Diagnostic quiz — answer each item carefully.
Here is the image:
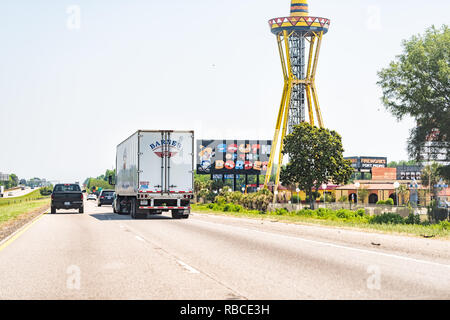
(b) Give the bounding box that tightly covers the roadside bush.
[39,186,53,196]
[291,195,300,203]
[214,196,226,206]
[296,209,315,217]
[356,209,366,217]
[377,199,394,205]
[370,213,405,225]
[439,220,450,230]
[274,208,288,216]
[338,195,348,203]
[335,209,352,220]
[405,213,421,225]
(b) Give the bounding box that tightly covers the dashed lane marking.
[135,235,145,242]
[177,260,200,274]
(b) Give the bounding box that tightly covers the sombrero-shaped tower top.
[290,0,309,16]
[269,0,330,35]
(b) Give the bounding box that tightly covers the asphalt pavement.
[1,187,39,198]
[0,200,449,300]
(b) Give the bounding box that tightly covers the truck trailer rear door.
[139,131,165,194]
[166,131,194,194]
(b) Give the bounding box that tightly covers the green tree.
[377,25,449,179]
[421,162,444,201]
[9,174,18,188]
[280,123,353,209]
[388,160,420,168]
[105,169,116,180]
[397,184,409,205]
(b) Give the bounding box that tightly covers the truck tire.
[172,210,186,219]
[79,207,84,214]
[130,199,136,219]
[51,207,56,214]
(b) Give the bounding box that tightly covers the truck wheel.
[79,207,84,214]
[172,210,184,219]
[130,199,136,219]
[51,207,56,214]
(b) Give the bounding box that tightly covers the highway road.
[1,187,39,198]
[0,200,449,300]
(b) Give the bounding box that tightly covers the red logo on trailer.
[150,139,182,158]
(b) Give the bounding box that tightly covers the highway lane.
[0,200,449,300]
[1,187,39,198]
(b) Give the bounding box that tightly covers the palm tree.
[421,162,444,201]
[397,184,408,206]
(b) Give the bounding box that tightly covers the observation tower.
[264,0,331,194]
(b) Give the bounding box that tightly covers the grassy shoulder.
[0,198,50,224]
[0,189,45,206]
[192,204,450,239]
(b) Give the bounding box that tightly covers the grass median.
[0,191,51,241]
[191,204,450,239]
[0,198,50,224]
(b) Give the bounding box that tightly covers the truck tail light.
[101,196,105,199]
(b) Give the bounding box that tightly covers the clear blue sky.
[1,0,449,183]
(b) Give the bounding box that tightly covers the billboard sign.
[360,157,387,169]
[197,140,272,175]
[345,157,387,170]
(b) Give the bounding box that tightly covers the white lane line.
[192,219,450,269]
[177,260,200,274]
[135,235,145,242]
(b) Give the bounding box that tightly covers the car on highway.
[97,190,115,207]
[51,184,84,214]
[87,193,97,201]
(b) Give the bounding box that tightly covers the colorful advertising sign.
[197,140,272,175]
[345,157,387,170]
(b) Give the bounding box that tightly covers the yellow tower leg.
[311,32,324,128]
[264,84,288,187]
[272,85,292,202]
[264,33,290,188]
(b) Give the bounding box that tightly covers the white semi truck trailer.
[112,130,194,219]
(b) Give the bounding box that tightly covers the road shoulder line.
[0,208,48,252]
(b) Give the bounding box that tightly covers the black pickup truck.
[51,184,84,214]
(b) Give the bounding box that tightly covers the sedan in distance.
[97,190,114,206]
[87,193,97,201]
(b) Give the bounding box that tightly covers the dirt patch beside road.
[0,205,49,242]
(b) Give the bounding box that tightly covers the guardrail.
[0,197,49,207]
